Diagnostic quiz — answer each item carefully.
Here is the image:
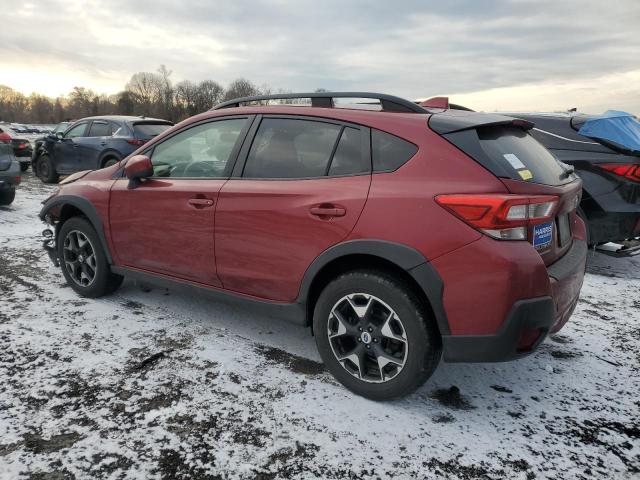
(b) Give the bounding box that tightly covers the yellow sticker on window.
[518,169,533,180]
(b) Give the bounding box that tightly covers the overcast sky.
[1,0,639,113]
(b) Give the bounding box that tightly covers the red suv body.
[40,93,587,399]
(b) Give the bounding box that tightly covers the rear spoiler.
[418,97,475,112]
[429,111,534,134]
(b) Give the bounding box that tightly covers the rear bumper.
[547,239,587,332]
[442,297,555,362]
[0,162,21,189]
[442,239,587,362]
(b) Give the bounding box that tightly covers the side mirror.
[124,155,153,189]
[56,131,64,139]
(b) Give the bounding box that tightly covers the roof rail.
[211,92,429,113]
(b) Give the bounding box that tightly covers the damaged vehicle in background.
[32,121,72,167]
[0,142,21,205]
[34,116,173,183]
[502,110,640,253]
[39,92,587,400]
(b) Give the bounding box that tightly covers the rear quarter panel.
[349,122,506,260]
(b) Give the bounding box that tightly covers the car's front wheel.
[36,153,59,184]
[313,269,442,400]
[57,217,123,298]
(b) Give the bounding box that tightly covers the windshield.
[477,126,572,185]
[54,123,70,133]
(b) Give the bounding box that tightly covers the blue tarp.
[578,110,640,152]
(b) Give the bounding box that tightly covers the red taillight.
[596,163,640,183]
[18,143,26,150]
[127,139,146,146]
[15,176,21,185]
[0,132,11,143]
[435,194,559,240]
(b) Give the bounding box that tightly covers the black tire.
[0,190,15,205]
[36,153,59,184]
[57,216,123,298]
[20,163,29,172]
[101,157,120,169]
[313,269,442,400]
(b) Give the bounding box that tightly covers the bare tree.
[175,80,199,117]
[195,80,224,111]
[223,78,259,101]
[125,72,162,115]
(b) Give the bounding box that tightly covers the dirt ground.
[1,171,638,479]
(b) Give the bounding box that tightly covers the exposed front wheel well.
[305,254,439,335]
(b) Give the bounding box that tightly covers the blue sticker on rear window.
[533,221,553,249]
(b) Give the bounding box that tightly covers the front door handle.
[188,198,214,208]
[310,205,346,218]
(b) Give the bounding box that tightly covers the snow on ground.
[0,171,638,479]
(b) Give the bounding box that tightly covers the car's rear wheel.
[0,190,15,205]
[313,269,442,400]
[20,163,29,172]
[36,153,59,184]
[57,217,123,298]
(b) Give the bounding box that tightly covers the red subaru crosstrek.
[40,92,587,400]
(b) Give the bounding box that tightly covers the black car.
[0,125,33,171]
[500,112,640,247]
[34,116,173,183]
[32,121,71,166]
[0,143,20,205]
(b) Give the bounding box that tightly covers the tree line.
[0,65,307,124]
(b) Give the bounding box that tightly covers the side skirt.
[110,266,307,326]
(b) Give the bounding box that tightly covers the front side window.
[64,123,88,139]
[243,118,342,178]
[150,118,248,178]
[88,121,112,137]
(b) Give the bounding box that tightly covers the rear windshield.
[477,126,569,185]
[133,122,172,139]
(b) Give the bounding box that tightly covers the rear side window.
[372,129,418,172]
[88,121,111,137]
[133,122,172,139]
[243,118,342,178]
[477,126,569,185]
[328,127,368,176]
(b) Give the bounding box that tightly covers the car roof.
[75,115,172,123]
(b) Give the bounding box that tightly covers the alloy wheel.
[62,230,98,287]
[327,293,408,383]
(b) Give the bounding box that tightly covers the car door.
[76,120,112,169]
[215,116,372,302]
[109,116,252,286]
[53,122,88,173]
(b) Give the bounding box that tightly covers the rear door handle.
[310,205,346,217]
[188,198,214,208]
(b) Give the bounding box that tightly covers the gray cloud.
[1,0,639,110]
